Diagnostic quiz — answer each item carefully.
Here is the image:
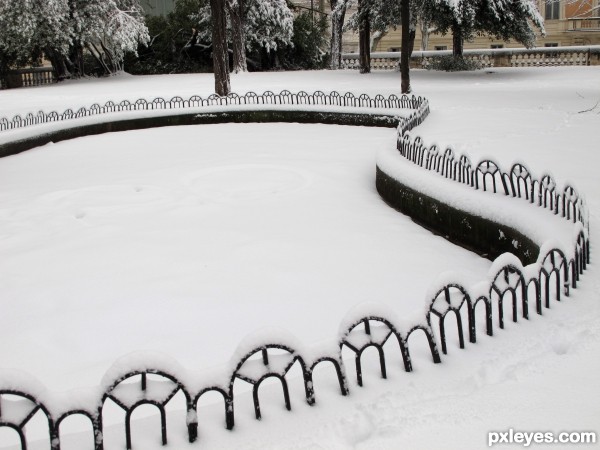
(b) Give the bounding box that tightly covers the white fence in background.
[342,45,600,70]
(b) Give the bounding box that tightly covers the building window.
[544,43,559,47]
[434,46,448,51]
[545,0,560,20]
[388,47,401,52]
[490,44,504,49]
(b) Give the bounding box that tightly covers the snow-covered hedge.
[0,92,590,450]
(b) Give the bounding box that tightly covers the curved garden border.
[0,91,590,450]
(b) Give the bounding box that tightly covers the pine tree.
[420,0,544,57]
[476,0,545,49]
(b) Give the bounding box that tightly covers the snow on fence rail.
[0,92,590,450]
[342,45,600,70]
[0,90,420,134]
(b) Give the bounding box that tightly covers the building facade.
[343,0,600,53]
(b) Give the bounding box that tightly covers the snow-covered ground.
[0,122,489,390]
[0,67,599,449]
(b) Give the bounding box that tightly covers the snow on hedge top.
[377,142,577,251]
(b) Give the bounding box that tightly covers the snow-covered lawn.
[0,67,599,449]
[0,122,489,391]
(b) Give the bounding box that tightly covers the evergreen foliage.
[419,0,545,56]
[424,54,482,71]
[125,0,213,74]
[193,0,294,72]
[0,0,149,78]
[278,11,329,70]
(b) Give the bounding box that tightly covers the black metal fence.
[395,111,587,226]
[0,92,590,450]
[0,90,421,133]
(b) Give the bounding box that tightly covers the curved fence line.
[395,107,588,228]
[0,90,423,134]
[0,92,590,450]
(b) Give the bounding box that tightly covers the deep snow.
[0,67,599,449]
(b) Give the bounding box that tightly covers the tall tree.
[358,0,371,73]
[419,0,544,57]
[329,0,349,69]
[476,0,545,49]
[210,0,231,95]
[347,0,404,72]
[400,0,411,93]
[226,0,247,72]
[198,0,294,72]
[243,0,294,68]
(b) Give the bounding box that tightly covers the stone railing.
[342,45,600,69]
[0,67,57,90]
[568,17,600,31]
[0,91,590,450]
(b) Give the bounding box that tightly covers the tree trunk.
[100,41,120,73]
[452,22,463,57]
[408,23,416,56]
[329,0,347,69]
[400,0,411,93]
[370,30,384,52]
[210,0,231,95]
[45,48,70,81]
[358,0,371,74]
[227,0,247,73]
[72,43,84,77]
[420,20,429,51]
[86,42,111,76]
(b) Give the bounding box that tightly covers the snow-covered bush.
[424,55,482,72]
[0,0,149,78]
[0,0,71,72]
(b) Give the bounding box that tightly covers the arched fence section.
[395,135,588,226]
[0,91,422,134]
[0,91,590,450]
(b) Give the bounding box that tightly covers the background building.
[361,0,600,53]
